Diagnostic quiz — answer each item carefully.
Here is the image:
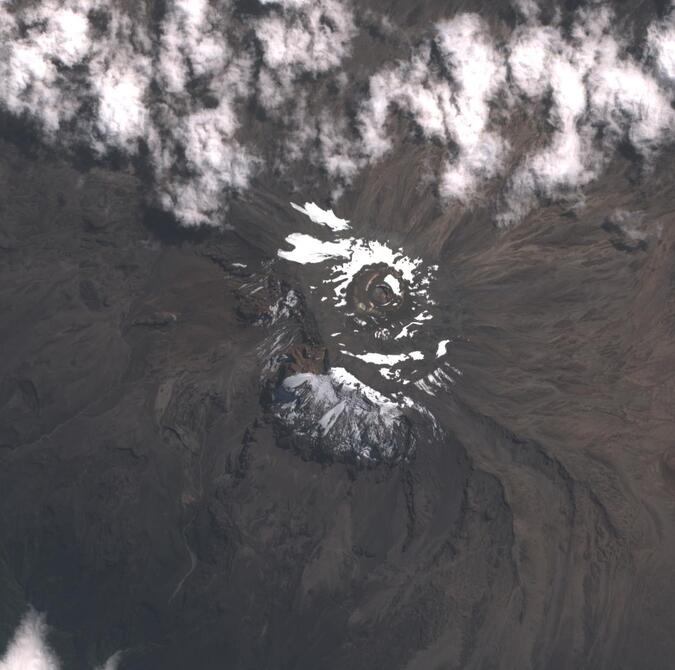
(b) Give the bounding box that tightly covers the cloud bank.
[352,3,675,225]
[0,0,355,226]
[0,0,672,228]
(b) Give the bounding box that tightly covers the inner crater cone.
[348,264,406,316]
[372,284,393,306]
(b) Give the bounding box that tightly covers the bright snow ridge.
[290,202,351,231]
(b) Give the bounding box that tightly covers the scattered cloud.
[500,23,594,224]
[0,610,59,670]
[0,1,83,133]
[357,14,508,202]
[0,0,256,226]
[0,0,672,228]
[498,4,674,225]
[435,14,507,201]
[512,0,541,22]
[94,651,123,670]
[647,2,675,86]
[151,0,258,225]
[253,0,356,112]
[0,609,122,670]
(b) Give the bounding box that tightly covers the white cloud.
[500,48,594,225]
[258,0,312,7]
[0,0,256,227]
[253,0,356,113]
[93,63,151,150]
[0,3,84,133]
[0,1,154,149]
[94,651,122,670]
[436,339,450,357]
[158,0,231,94]
[358,14,507,202]
[0,0,673,229]
[359,48,448,161]
[150,0,257,225]
[156,101,256,226]
[31,5,91,68]
[508,25,559,98]
[588,59,673,152]
[647,4,675,85]
[512,0,541,22]
[255,0,356,75]
[0,610,122,670]
[351,4,675,225]
[316,112,364,184]
[0,610,59,670]
[498,5,675,225]
[435,14,507,200]
[84,7,158,154]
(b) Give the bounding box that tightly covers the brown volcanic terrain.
[1,125,675,669]
[1,0,675,668]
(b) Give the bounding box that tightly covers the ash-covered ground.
[1,0,675,669]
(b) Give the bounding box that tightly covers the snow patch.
[341,350,424,365]
[291,201,351,231]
